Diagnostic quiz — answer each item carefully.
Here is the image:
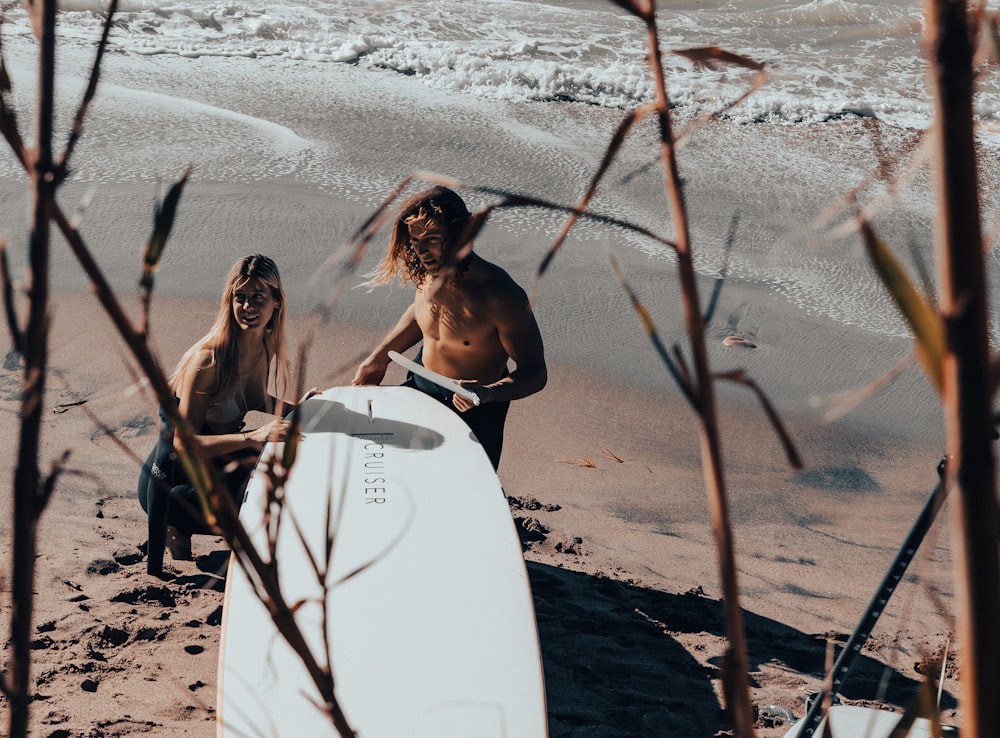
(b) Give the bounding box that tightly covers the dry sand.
[1,261,957,738]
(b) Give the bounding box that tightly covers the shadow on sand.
[528,561,954,738]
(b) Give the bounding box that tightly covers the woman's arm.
[266,387,322,417]
[174,349,276,458]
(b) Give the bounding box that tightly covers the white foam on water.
[2,0,972,127]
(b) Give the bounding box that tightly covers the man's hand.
[452,380,486,412]
[353,356,388,386]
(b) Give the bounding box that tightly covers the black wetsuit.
[137,407,257,537]
[404,350,510,471]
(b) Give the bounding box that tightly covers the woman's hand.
[298,387,321,405]
[245,418,292,447]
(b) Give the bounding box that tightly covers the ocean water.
[19,0,985,126]
[0,0,997,346]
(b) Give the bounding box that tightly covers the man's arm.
[352,304,424,385]
[454,289,546,410]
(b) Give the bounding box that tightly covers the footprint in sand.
[0,373,20,401]
[515,515,549,544]
[508,496,584,556]
[111,585,177,608]
[87,559,121,576]
[507,495,561,512]
[115,414,155,439]
[89,414,155,442]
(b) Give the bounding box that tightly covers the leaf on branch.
[281,418,300,471]
[140,165,192,289]
[813,352,914,424]
[673,46,765,72]
[858,220,944,394]
[605,0,651,20]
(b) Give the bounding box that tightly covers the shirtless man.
[353,186,547,470]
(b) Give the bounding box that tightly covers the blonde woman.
[138,254,313,574]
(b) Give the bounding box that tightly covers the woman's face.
[232,279,278,333]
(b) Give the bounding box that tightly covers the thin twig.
[54,0,119,184]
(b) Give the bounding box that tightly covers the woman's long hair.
[370,186,472,286]
[169,254,289,408]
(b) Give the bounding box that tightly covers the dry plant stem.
[5,2,56,736]
[641,4,756,735]
[926,1,1000,735]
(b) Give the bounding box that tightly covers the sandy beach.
[0,13,976,736]
[0,183,957,736]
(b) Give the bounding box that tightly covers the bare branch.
[811,129,933,245]
[671,342,694,393]
[620,58,768,182]
[672,69,768,150]
[715,369,803,469]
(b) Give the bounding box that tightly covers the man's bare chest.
[415,288,490,341]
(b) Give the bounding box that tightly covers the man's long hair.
[370,186,472,286]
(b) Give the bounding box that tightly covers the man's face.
[407,220,447,275]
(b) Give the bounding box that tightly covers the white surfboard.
[784,705,939,738]
[217,386,547,738]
